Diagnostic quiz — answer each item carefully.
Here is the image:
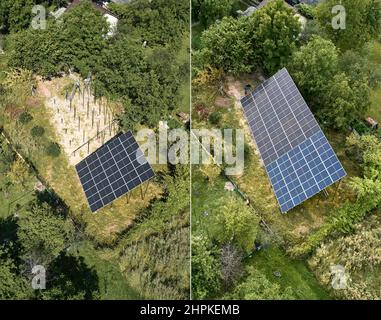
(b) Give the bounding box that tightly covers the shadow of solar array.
[240,68,346,213]
[75,131,155,212]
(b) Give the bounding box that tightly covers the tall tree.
[191,235,221,299]
[196,16,253,74]
[215,197,260,252]
[197,0,235,28]
[316,0,381,51]
[0,247,31,299]
[17,201,74,270]
[247,0,301,74]
[288,36,370,129]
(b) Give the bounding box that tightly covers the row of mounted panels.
[76,131,155,212]
[241,68,346,212]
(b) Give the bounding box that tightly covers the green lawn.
[246,246,332,300]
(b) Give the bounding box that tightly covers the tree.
[220,242,243,289]
[109,0,189,48]
[8,24,65,77]
[192,235,221,299]
[215,197,260,252]
[247,0,301,74]
[6,0,34,33]
[198,0,235,28]
[309,219,381,300]
[316,0,381,51]
[317,73,369,130]
[288,36,339,102]
[59,0,108,77]
[197,16,253,74]
[0,247,31,299]
[41,253,100,300]
[8,0,108,78]
[17,201,74,269]
[288,36,370,129]
[226,267,295,300]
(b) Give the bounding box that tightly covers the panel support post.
[143,181,150,199]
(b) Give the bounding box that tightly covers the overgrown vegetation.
[0,0,190,300]
[192,0,381,300]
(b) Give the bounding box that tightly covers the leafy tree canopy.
[226,266,296,300]
[191,235,221,299]
[17,201,74,267]
[316,0,381,51]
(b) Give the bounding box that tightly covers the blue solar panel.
[265,131,345,212]
[240,68,346,212]
[76,131,155,213]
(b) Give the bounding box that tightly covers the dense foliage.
[316,0,381,51]
[7,0,190,129]
[195,0,301,75]
[288,36,371,129]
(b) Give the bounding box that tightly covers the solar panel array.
[241,68,346,212]
[76,131,154,212]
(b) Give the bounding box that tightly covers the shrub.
[46,142,61,157]
[19,112,33,124]
[296,4,316,19]
[208,111,221,125]
[30,126,45,138]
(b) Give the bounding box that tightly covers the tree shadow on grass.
[42,253,100,300]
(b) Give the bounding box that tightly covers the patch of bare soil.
[226,75,261,158]
[215,96,232,108]
[37,74,120,165]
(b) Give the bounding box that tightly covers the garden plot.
[37,74,120,165]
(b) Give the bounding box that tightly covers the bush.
[46,142,61,157]
[296,4,316,19]
[30,126,45,138]
[19,112,33,124]
[208,111,221,125]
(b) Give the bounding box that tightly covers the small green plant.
[31,126,45,138]
[19,112,33,124]
[46,142,61,157]
[208,111,221,125]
